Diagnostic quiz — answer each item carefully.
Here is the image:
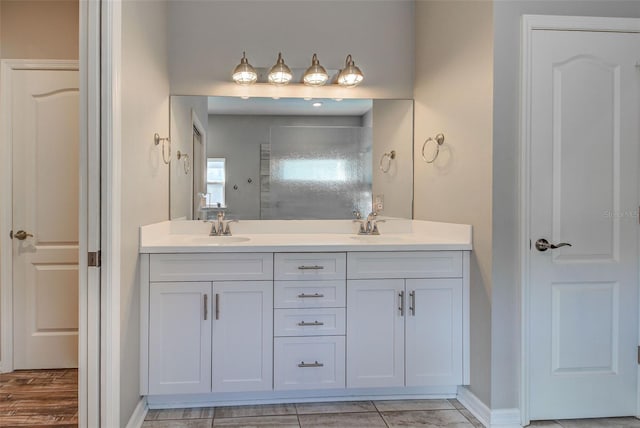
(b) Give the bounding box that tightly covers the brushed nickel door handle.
[10,230,33,240]
[535,238,572,252]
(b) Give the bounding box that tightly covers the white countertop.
[139,219,472,253]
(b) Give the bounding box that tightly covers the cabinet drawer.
[149,253,273,282]
[274,336,345,390]
[347,251,462,279]
[275,253,346,280]
[274,280,346,308]
[274,308,346,336]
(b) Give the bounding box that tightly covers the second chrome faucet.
[209,212,238,236]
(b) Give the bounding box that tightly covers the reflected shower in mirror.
[169,96,413,221]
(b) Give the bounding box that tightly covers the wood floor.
[0,369,78,427]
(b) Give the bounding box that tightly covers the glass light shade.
[337,54,364,88]
[268,52,293,85]
[232,52,257,85]
[303,53,329,87]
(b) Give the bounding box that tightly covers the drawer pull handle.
[298,265,324,270]
[297,293,325,298]
[298,321,325,326]
[298,361,324,368]
[215,293,220,320]
[398,290,405,316]
[204,294,208,321]
[409,290,415,316]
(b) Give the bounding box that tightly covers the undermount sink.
[198,236,251,244]
[169,235,251,244]
[350,235,409,243]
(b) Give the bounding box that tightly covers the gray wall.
[120,0,170,424]
[414,0,493,406]
[207,115,363,219]
[372,100,414,219]
[168,0,414,99]
[492,0,640,410]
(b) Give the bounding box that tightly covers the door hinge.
[88,251,101,268]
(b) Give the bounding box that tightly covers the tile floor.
[143,399,640,428]
[530,418,640,428]
[142,399,483,428]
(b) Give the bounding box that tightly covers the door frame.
[519,15,640,426]
[191,109,207,219]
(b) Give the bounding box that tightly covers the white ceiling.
[207,97,373,116]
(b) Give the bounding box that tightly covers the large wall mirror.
[169,96,414,220]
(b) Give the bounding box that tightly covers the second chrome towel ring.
[379,150,396,173]
[176,150,191,175]
[422,133,445,164]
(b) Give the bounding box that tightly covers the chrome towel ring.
[176,150,191,175]
[154,133,171,165]
[379,150,396,173]
[421,133,445,164]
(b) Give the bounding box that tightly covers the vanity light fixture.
[232,51,258,85]
[303,53,329,86]
[337,54,364,87]
[268,52,293,85]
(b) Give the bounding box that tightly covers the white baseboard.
[125,397,148,428]
[491,408,522,427]
[456,386,522,428]
[457,386,491,427]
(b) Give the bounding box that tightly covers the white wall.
[414,0,493,406]
[207,114,362,219]
[372,99,414,219]
[168,0,414,99]
[491,0,640,410]
[0,0,78,59]
[120,0,169,425]
[169,96,209,220]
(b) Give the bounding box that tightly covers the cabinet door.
[405,278,463,386]
[212,281,273,392]
[346,279,405,388]
[149,282,211,395]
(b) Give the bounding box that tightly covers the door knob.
[10,230,33,240]
[535,238,571,252]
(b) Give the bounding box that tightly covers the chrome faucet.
[354,210,385,235]
[209,212,238,236]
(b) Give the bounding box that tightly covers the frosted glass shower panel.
[267,126,372,219]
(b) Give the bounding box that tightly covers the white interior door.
[529,30,640,419]
[12,68,80,369]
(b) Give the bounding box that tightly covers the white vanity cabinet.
[346,252,465,389]
[140,242,470,404]
[141,253,273,396]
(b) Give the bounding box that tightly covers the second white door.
[529,29,640,419]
